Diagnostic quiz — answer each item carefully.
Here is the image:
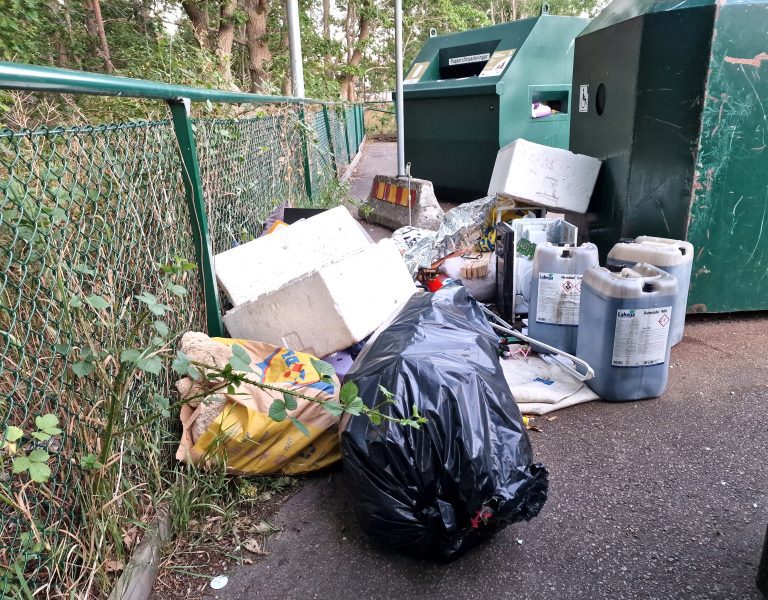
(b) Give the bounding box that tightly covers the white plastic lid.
[608,236,693,267]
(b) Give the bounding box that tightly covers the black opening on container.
[679,247,687,255]
[561,249,572,258]
[438,40,500,79]
[596,83,606,116]
[642,282,654,293]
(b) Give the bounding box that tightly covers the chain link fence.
[0,69,364,597]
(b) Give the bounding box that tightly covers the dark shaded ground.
[203,142,768,600]
[207,315,768,600]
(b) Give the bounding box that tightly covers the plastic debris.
[210,575,228,590]
[342,285,548,561]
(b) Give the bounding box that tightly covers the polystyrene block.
[487,139,602,214]
[222,239,417,357]
[214,206,373,307]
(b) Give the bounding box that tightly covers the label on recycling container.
[612,306,672,367]
[535,273,582,325]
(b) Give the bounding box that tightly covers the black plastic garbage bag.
[341,285,548,561]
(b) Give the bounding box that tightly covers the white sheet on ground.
[501,352,599,415]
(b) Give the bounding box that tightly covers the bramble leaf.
[268,399,286,422]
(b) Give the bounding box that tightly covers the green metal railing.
[0,62,364,596]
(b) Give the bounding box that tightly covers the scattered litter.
[531,102,553,118]
[396,196,495,275]
[496,217,577,319]
[242,538,266,555]
[441,252,497,302]
[342,286,548,561]
[487,138,602,214]
[176,333,342,475]
[607,236,694,346]
[210,575,228,590]
[577,264,678,401]
[546,416,558,422]
[253,521,279,535]
[516,538,524,545]
[528,242,599,355]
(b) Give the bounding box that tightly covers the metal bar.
[286,0,305,98]
[394,0,406,177]
[0,61,330,106]
[343,107,352,166]
[322,105,338,175]
[298,107,313,202]
[168,99,224,337]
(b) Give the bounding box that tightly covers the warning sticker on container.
[535,273,582,325]
[404,62,430,84]
[479,49,516,78]
[612,306,673,367]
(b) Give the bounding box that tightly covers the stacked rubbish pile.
[381,138,695,412]
[170,134,696,562]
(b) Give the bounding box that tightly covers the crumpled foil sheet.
[392,196,495,275]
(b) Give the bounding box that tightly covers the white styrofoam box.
[222,239,417,357]
[487,139,602,214]
[214,206,373,307]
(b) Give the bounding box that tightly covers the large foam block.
[222,239,417,357]
[487,139,601,214]
[214,206,373,307]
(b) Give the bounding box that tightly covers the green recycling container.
[403,7,589,201]
[570,0,768,313]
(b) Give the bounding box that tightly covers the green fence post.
[360,104,365,139]
[168,98,224,337]
[322,105,338,176]
[298,106,313,203]
[343,106,352,167]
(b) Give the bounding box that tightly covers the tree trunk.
[86,0,114,73]
[281,0,292,95]
[182,0,211,50]
[47,0,68,66]
[216,0,238,86]
[323,0,331,71]
[244,0,272,93]
[339,3,370,102]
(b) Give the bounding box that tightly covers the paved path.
[208,141,768,600]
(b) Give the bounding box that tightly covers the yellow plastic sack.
[175,333,341,475]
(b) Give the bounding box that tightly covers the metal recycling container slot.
[569,0,768,313]
[403,9,590,201]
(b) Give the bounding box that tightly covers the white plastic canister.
[528,243,599,354]
[607,236,693,346]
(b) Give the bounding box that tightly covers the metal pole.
[394,0,405,177]
[286,0,305,98]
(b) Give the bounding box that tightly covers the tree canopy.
[0,0,607,106]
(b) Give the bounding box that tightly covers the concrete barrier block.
[362,175,444,231]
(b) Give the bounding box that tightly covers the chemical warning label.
[535,273,582,325]
[612,306,673,367]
